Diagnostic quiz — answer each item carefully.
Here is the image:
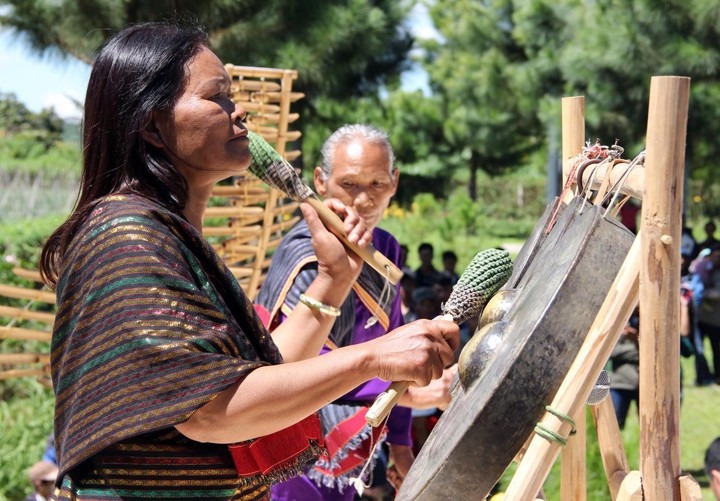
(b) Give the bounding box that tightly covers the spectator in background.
[41,432,56,465]
[433,275,453,309]
[706,437,720,500]
[698,220,720,255]
[695,245,720,385]
[618,199,640,234]
[399,244,411,275]
[400,271,416,324]
[682,252,714,386]
[609,308,640,429]
[441,250,460,284]
[682,225,699,260]
[415,243,441,288]
[412,287,441,321]
[24,460,58,501]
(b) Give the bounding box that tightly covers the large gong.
[397,196,634,500]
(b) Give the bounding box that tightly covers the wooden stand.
[503,76,696,500]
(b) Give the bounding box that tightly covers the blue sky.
[0,4,439,120]
[0,30,91,119]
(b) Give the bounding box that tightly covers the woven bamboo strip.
[225,65,298,80]
[0,305,55,324]
[227,266,254,278]
[250,112,300,125]
[203,206,265,218]
[285,150,301,162]
[0,369,46,380]
[212,185,267,197]
[0,353,51,364]
[0,284,56,304]
[0,326,52,341]
[241,102,282,114]
[12,267,44,283]
[203,226,262,237]
[232,80,282,92]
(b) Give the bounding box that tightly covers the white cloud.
[43,92,83,120]
[408,3,443,42]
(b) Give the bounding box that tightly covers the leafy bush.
[0,215,64,275]
[0,138,81,177]
[0,380,54,501]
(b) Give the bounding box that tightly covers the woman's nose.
[231,103,247,124]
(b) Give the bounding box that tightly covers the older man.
[257,124,453,500]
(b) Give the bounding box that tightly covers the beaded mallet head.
[247,130,315,201]
[442,248,513,324]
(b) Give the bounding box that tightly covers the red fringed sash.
[229,414,324,477]
[313,406,386,479]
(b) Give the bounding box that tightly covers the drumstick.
[247,131,403,284]
[365,248,513,427]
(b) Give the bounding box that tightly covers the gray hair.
[319,124,396,179]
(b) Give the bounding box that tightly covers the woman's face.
[153,46,249,189]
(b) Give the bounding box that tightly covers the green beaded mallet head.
[442,248,513,324]
[247,130,315,202]
[245,130,404,284]
[365,248,513,427]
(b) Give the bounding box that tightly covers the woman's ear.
[141,112,165,148]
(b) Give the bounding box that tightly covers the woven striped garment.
[50,194,317,501]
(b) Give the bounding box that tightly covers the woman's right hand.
[300,200,368,289]
[365,318,460,386]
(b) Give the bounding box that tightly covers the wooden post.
[639,76,690,500]
[560,95,587,501]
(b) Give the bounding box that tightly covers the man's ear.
[141,112,165,148]
[314,166,328,196]
[391,168,400,195]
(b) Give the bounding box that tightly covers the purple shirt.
[270,228,410,500]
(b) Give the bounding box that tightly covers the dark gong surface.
[397,197,635,500]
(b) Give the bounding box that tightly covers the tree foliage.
[0,92,64,153]
[419,0,720,200]
[0,0,414,168]
[420,0,545,199]
[4,0,720,206]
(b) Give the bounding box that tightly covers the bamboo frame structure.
[0,268,55,386]
[503,76,693,500]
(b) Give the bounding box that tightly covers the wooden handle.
[305,197,403,284]
[366,381,411,427]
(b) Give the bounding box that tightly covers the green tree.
[513,0,720,182]
[421,0,544,200]
[0,92,64,153]
[0,0,415,169]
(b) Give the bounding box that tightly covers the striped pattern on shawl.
[51,194,319,499]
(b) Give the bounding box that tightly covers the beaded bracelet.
[299,293,341,317]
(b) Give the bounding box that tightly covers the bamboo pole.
[561,96,585,203]
[639,75,690,501]
[503,235,641,500]
[573,159,645,200]
[591,398,631,499]
[560,95,587,501]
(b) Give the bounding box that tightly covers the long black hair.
[40,22,209,287]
